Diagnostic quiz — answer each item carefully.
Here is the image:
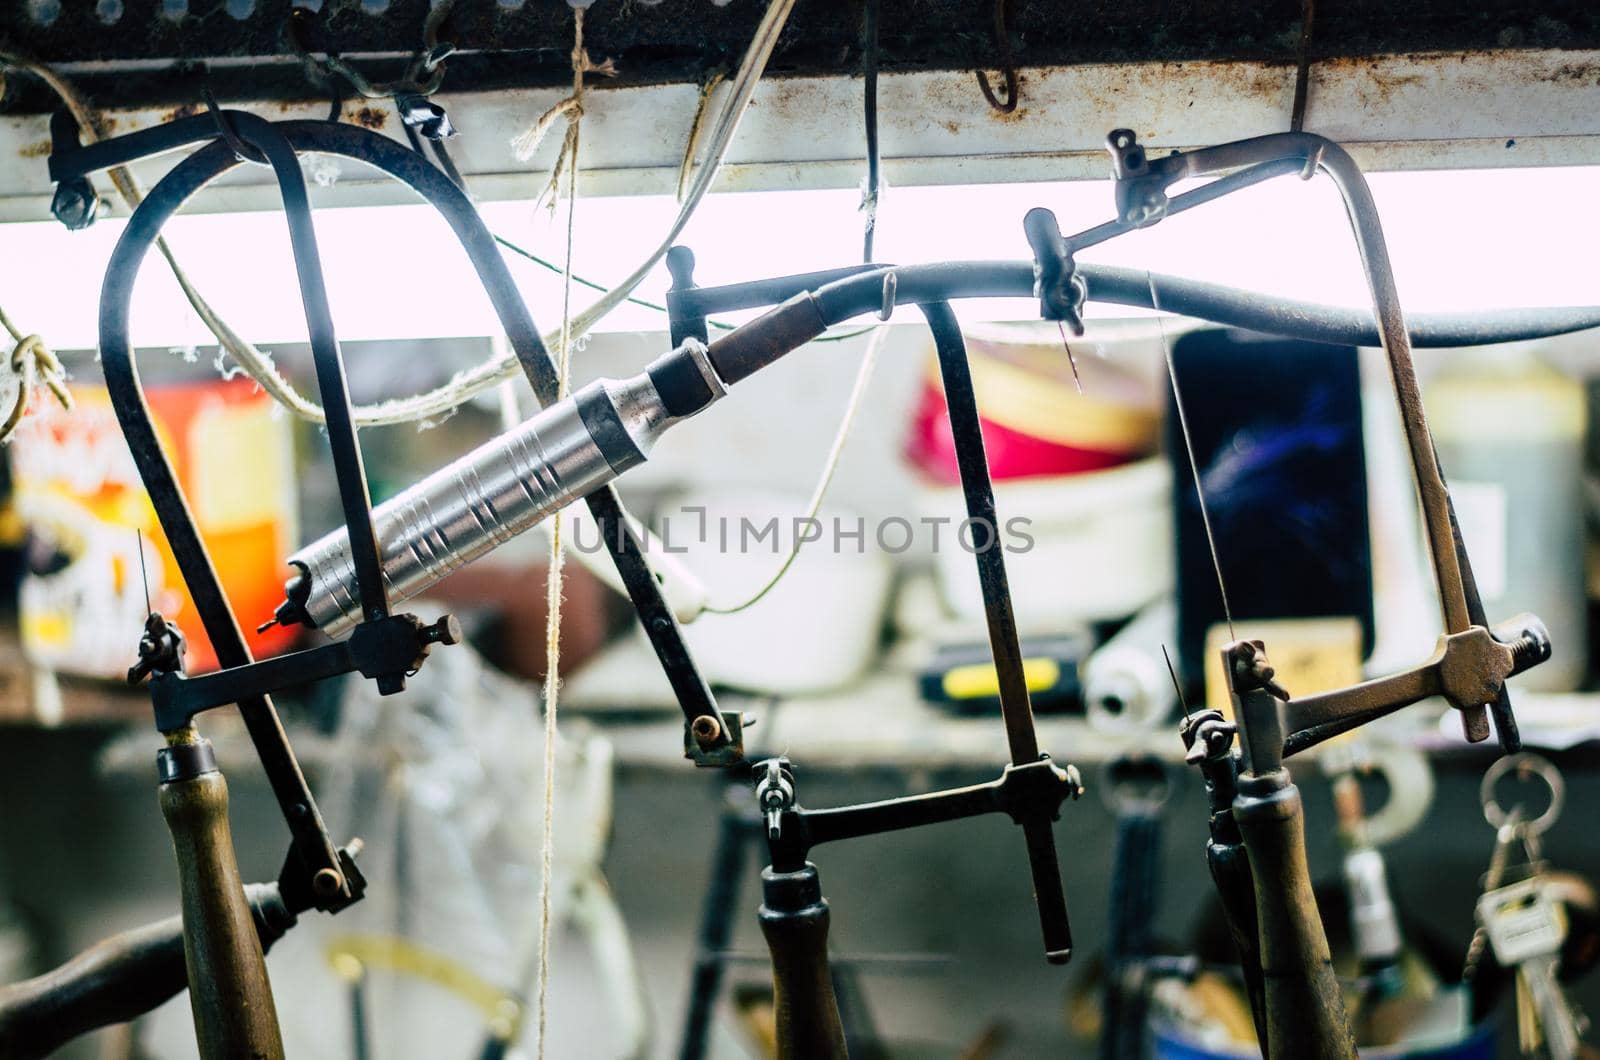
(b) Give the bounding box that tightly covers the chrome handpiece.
[275,340,727,637]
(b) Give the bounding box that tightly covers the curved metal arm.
[1123,131,1469,639]
[98,114,357,905]
[688,129,1530,749]
[85,115,733,759]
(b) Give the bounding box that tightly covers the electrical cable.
[976,0,1020,114]
[490,233,875,342]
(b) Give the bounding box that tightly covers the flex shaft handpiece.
[275,339,729,637]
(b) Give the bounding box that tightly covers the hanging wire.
[490,234,875,343]
[976,0,1020,114]
[1150,274,1236,641]
[1290,0,1316,131]
[860,0,883,263]
[703,323,889,615]
[676,70,728,204]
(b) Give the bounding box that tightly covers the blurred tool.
[1429,345,1589,691]
[1224,640,1357,1058]
[1099,754,1198,1060]
[326,935,521,1060]
[1324,742,1441,1046]
[1464,753,1591,1059]
[919,631,1090,715]
[1084,599,1178,730]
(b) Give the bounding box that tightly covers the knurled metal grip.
[1022,207,1087,334]
[281,343,726,638]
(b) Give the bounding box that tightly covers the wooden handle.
[1232,773,1355,1060]
[1206,837,1271,1056]
[0,884,294,1060]
[159,742,286,1060]
[0,912,185,1060]
[758,864,848,1060]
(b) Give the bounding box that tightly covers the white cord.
[703,323,888,614]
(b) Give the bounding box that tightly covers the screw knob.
[420,614,462,647]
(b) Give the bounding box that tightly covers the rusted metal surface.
[5,45,1600,222]
[3,0,1600,112]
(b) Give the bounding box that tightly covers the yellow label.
[942,657,1061,700]
[1202,618,1363,714]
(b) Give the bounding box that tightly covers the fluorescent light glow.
[2,166,1597,351]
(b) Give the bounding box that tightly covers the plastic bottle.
[1426,343,1587,692]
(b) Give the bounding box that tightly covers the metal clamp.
[1281,614,1549,757]
[201,87,267,165]
[1022,207,1087,335]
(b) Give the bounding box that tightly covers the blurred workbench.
[559,631,1455,773]
[5,619,1595,779]
[0,619,151,727]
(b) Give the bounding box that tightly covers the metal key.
[1463,810,1527,983]
[1480,872,1586,1059]
[1480,877,1565,966]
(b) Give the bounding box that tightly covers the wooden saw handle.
[1232,772,1356,1060]
[758,863,848,1060]
[159,737,286,1060]
[0,883,294,1059]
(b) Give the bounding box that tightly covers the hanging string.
[704,323,889,615]
[532,11,593,1054]
[510,30,614,213]
[0,302,72,442]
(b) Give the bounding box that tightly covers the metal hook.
[1289,0,1316,132]
[283,5,449,100]
[201,86,267,166]
[975,0,1020,114]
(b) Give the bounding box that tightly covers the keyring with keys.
[1481,751,1565,837]
[1468,753,1587,1056]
